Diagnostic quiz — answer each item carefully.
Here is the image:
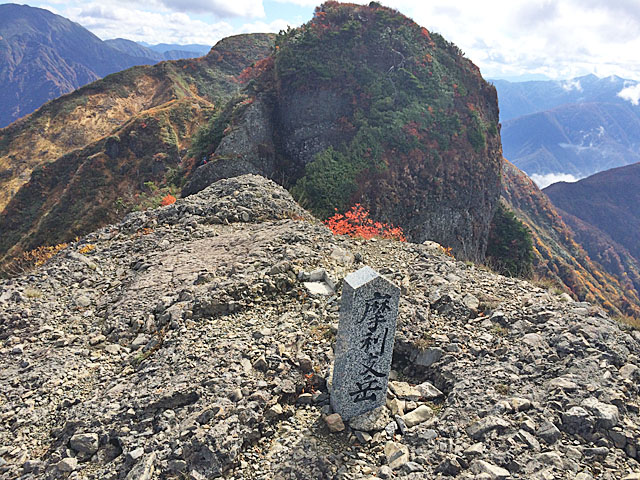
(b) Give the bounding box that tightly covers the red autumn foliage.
[403,121,420,138]
[324,204,406,241]
[161,194,176,206]
[420,27,436,47]
[235,56,274,83]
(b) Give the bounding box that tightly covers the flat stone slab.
[470,460,510,479]
[466,416,510,440]
[349,405,391,432]
[402,405,433,428]
[389,381,422,401]
[384,441,409,470]
[415,381,443,399]
[303,281,334,296]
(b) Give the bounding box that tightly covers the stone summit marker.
[331,266,400,420]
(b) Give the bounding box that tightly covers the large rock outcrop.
[183,2,503,261]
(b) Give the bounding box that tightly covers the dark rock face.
[183,158,266,197]
[182,89,352,197]
[356,110,502,261]
[182,97,277,197]
[183,2,503,262]
[279,89,353,166]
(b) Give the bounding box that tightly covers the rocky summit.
[0,174,639,479]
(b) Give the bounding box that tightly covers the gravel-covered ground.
[2,175,640,480]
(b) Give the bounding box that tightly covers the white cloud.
[35,3,62,14]
[272,0,319,6]
[530,172,581,189]
[618,83,640,105]
[561,79,582,92]
[158,0,265,18]
[28,0,640,80]
[238,19,292,34]
[342,0,640,81]
[66,2,236,44]
[41,0,294,45]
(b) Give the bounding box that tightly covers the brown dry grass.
[0,74,166,212]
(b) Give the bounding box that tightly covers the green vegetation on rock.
[273,2,494,216]
[486,202,534,278]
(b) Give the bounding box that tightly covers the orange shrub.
[21,243,68,267]
[78,244,96,254]
[324,204,406,241]
[161,194,176,206]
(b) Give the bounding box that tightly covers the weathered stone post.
[331,266,400,420]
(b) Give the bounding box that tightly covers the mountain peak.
[185,0,501,261]
[0,4,159,128]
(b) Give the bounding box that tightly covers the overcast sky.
[22,0,640,81]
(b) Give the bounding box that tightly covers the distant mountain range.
[493,74,637,121]
[494,75,640,184]
[0,4,210,128]
[105,39,210,61]
[139,42,211,56]
[544,162,640,299]
[502,160,640,317]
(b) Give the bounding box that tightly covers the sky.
[17,0,640,81]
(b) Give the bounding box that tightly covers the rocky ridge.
[1,175,640,479]
[501,160,640,318]
[0,33,275,266]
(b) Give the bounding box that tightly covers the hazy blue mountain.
[106,39,209,61]
[494,74,640,181]
[501,102,640,179]
[140,42,211,56]
[104,38,164,61]
[162,49,205,60]
[492,74,637,121]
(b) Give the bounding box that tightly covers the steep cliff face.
[501,160,640,317]
[184,2,502,261]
